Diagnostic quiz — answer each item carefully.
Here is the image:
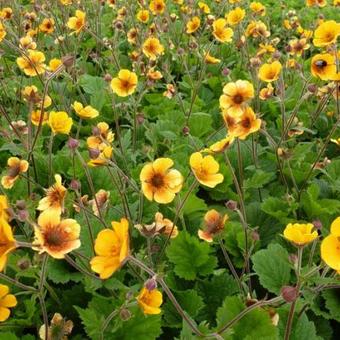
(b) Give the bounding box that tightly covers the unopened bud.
[67,138,79,150]
[312,220,322,230]
[62,55,75,68]
[182,126,190,136]
[104,73,112,82]
[225,200,238,211]
[136,113,144,125]
[288,253,298,265]
[222,67,230,76]
[251,231,260,242]
[17,209,29,222]
[69,179,81,191]
[89,148,100,159]
[120,308,132,321]
[281,286,298,302]
[16,200,26,210]
[17,258,30,270]
[307,84,317,93]
[145,278,157,291]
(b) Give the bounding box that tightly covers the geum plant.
[0,0,340,339]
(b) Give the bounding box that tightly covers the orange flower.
[67,10,86,34]
[311,53,336,80]
[149,0,165,15]
[245,20,270,38]
[259,83,274,100]
[202,135,235,154]
[90,218,129,279]
[87,122,114,151]
[190,152,224,188]
[0,196,9,222]
[186,16,201,34]
[1,157,29,189]
[212,19,233,43]
[258,61,282,82]
[219,80,254,117]
[0,284,17,322]
[16,50,46,77]
[224,107,261,140]
[140,158,183,204]
[110,69,138,97]
[33,211,81,259]
[198,209,228,242]
[0,220,16,271]
[142,37,164,60]
[205,52,221,64]
[39,18,55,34]
[313,20,340,47]
[31,110,49,126]
[37,174,67,215]
[137,10,150,23]
[137,287,163,314]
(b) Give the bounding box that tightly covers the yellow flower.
[219,80,254,117]
[33,211,81,259]
[0,22,6,42]
[198,209,228,242]
[245,20,270,38]
[0,7,12,20]
[1,157,29,189]
[283,223,318,246]
[147,68,163,80]
[22,85,51,108]
[137,287,163,315]
[311,53,336,80]
[140,158,183,204]
[110,69,138,97]
[88,145,113,167]
[288,38,310,56]
[137,9,149,23]
[149,0,166,15]
[331,137,340,146]
[212,19,233,43]
[190,152,224,188]
[90,218,129,279]
[31,110,49,126]
[142,37,164,60]
[0,196,9,222]
[226,7,245,26]
[203,135,235,154]
[250,2,266,16]
[19,35,37,49]
[0,220,16,271]
[16,50,46,77]
[186,16,201,34]
[48,111,73,135]
[87,122,114,151]
[198,2,210,14]
[204,52,221,64]
[39,18,55,34]
[330,217,340,236]
[48,58,62,72]
[39,313,73,340]
[259,83,274,100]
[258,61,282,82]
[306,0,327,6]
[37,174,67,215]
[72,101,99,119]
[321,234,340,270]
[313,20,340,47]
[0,284,17,322]
[67,10,86,34]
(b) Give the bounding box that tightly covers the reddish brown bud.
[281,286,298,303]
[225,200,238,211]
[145,278,157,291]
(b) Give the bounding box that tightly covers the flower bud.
[119,308,132,321]
[62,55,75,68]
[89,148,100,159]
[104,73,112,82]
[225,200,238,211]
[16,200,26,210]
[69,179,81,191]
[67,138,79,150]
[182,126,190,136]
[307,84,317,93]
[17,258,31,270]
[17,209,29,222]
[145,278,157,291]
[222,67,230,76]
[251,231,260,242]
[312,220,322,230]
[136,113,144,125]
[281,286,298,303]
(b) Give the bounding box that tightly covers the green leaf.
[216,296,279,339]
[79,74,106,94]
[75,306,104,340]
[166,231,217,280]
[188,112,213,138]
[261,197,298,223]
[47,259,82,284]
[322,289,340,322]
[252,244,291,294]
[163,289,204,328]
[112,309,162,340]
[244,170,275,189]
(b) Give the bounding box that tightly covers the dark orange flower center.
[242,117,252,129]
[43,227,65,247]
[233,94,244,104]
[314,59,327,69]
[151,173,164,188]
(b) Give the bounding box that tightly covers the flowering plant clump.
[0,0,339,339]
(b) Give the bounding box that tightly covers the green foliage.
[252,244,292,294]
[166,231,217,280]
[216,296,279,339]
